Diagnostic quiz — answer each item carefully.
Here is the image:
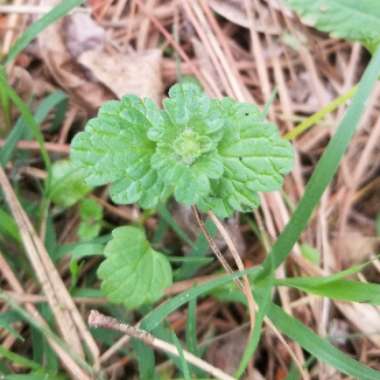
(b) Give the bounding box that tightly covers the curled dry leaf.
[78,49,163,104]
[335,227,379,266]
[206,328,265,379]
[172,204,246,254]
[38,0,112,111]
[64,11,106,59]
[208,0,284,33]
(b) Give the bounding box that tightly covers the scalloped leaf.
[199,100,294,217]
[97,226,172,309]
[78,199,103,241]
[71,82,293,217]
[286,0,380,52]
[49,159,92,208]
[71,96,169,207]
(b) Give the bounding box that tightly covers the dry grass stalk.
[89,310,235,380]
[0,166,100,368]
[0,252,92,379]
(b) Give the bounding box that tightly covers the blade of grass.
[0,311,23,340]
[268,302,380,380]
[0,84,11,133]
[285,85,357,140]
[132,339,157,380]
[186,297,199,356]
[172,332,192,380]
[0,116,26,165]
[142,266,261,331]
[4,0,84,64]
[0,207,20,242]
[276,260,371,287]
[0,291,93,375]
[276,278,380,304]
[234,285,272,378]
[0,90,66,166]
[260,48,380,276]
[175,218,217,280]
[0,70,51,177]
[157,204,194,247]
[0,345,41,370]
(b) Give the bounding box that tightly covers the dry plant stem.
[207,212,307,378]
[99,274,219,363]
[0,5,88,14]
[191,206,241,287]
[0,139,69,154]
[0,167,100,367]
[207,211,257,334]
[89,310,235,380]
[134,0,205,84]
[0,252,91,380]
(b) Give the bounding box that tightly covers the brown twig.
[89,310,235,380]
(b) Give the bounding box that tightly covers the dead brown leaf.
[38,0,113,111]
[78,48,163,103]
[64,11,105,59]
[335,228,379,266]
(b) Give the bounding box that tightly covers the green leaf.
[49,159,92,208]
[0,311,23,340]
[71,82,293,217]
[0,69,51,175]
[259,47,380,277]
[285,0,380,52]
[0,207,20,242]
[300,244,320,265]
[78,199,103,241]
[71,96,169,209]
[0,345,40,370]
[268,302,380,380]
[4,0,84,64]
[97,226,172,309]
[198,99,293,217]
[276,277,380,304]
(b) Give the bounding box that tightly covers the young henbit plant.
[70,82,294,219]
[70,82,293,311]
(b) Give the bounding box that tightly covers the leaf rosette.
[71,82,293,217]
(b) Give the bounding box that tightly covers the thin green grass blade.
[175,218,217,280]
[0,117,25,165]
[157,204,193,247]
[186,297,199,356]
[142,266,261,331]
[235,285,272,378]
[276,278,380,304]
[172,332,192,380]
[268,302,380,380]
[285,86,357,140]
[169,256,213,264]
[0,207,20,242]
[132,339,157,380]
[0,311,23,340]
[4,0,84,64]
[260,48,380,276]
[275,260,370,287]
[0,345,40,370]
[0,90,66,166]
[34,90,67,123]
[0,71,51,175]
[0,292,93,374]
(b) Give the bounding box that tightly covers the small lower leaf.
[49,160,92,208]
[78,199,103,241]
[97,226,172,309]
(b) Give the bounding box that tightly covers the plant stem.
[285,85,357,140]
[89,310,235,380]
